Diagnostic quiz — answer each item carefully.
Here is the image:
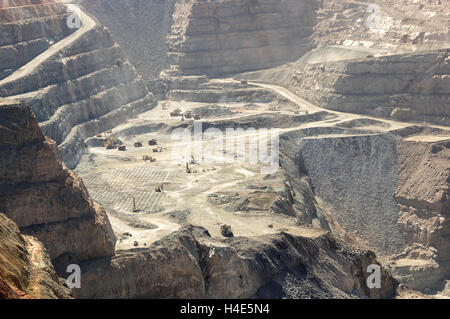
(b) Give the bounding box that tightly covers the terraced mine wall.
[0,213,71,299]
[83,0,318,83]
[74,225,399,299]
[84,0,450,80]
[0,100,405,300]
[0,1,157,169]
[167,78,278,103]
[310,0,450,51]
[0,99,116,272]
[166,0,317,77]
[282,49,450,126]
[279,130,450,292]
[0,0,75,80]
[83,0,177,82]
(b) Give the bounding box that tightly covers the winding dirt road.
[0,2,95,87]
[216,79,450,137]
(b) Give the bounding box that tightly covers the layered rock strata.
[312,0,450,51]
[0,1,157,169]
[166,0,316,76]
[0,213,71,299]
[0,0,75,80]
[0,99,116,271]
[74,225,400,299]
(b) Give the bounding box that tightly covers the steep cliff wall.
[83,0,318,78]
[0,1,157,169]
[278,129,449,292]
[0,0,75,80]
[390,139,450,291]
[395,139,449,262]
[0,99,116,271]
[74,225,400,299]
[0,213,71,299]
[82,0,450,80]
[166,0,316,76]
[83,0,177,82]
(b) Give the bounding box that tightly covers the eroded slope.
[0,213,71,299]
[0,98,116,272]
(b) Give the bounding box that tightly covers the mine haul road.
[214,79,450,139]
[0,2,96,87]
[1,2,449,248]
[0,2,448,139]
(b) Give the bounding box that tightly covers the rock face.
[166,0,316,76]
[83,0,317,78]
[0,0,75,80]
[0,0,157,169]
[74,225,399,299]
[83,0,178,82]
[0,213,71,299]
[297,134,407,256]
[389,139,450,291]
[278,129,449,292]
[311,0,450,51]
[243,48,450,125]
[82,0,450,79]
[0,99,116,271]
[292,49,450,125]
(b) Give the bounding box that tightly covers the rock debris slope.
[82,0,178,82]
[241,48,450,125]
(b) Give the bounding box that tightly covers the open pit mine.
[0,0,449,300]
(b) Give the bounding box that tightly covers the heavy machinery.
[143,155,156,162]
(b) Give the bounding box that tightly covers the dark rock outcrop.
[74,225,400,299]
[0,99,116,271]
